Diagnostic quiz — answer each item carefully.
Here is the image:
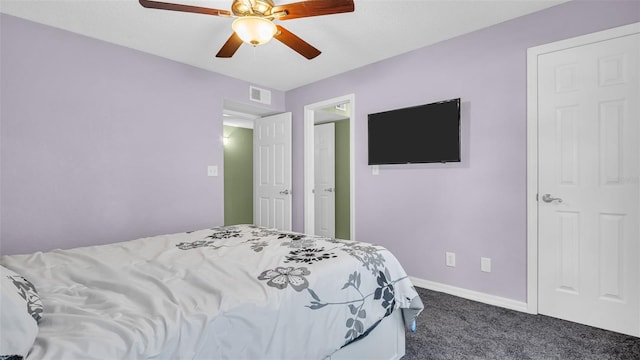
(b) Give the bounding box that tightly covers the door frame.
[304,94,356,240]
[526,22,640,315]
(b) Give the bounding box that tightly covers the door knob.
[279,189,290,195]
[542,194,563,203]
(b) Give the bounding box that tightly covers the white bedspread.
[1,225,423,359]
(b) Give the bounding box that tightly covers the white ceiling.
[1,0,569,92]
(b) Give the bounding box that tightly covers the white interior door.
[314,123,335,238]
[537,33,639,336]
[253,112,292,231]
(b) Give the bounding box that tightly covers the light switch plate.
[207,165,218,177]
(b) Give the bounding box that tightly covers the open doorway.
[304,94,355,240]
[222,100,277,226]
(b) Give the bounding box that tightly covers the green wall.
[223,125,253,225]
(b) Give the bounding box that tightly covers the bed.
[1,224,423,359]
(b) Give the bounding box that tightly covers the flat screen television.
[367,98,461,165]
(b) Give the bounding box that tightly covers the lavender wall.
[0,14,284,255]
[286,0,640,302]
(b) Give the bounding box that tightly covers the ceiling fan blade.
[272,0,354,21]
[216,33,244,58]
[139,0,231,17]
[274,25,321,59]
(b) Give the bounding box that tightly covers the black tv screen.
[368,98,461,165]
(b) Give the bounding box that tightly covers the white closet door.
[314,123,335,238]
[254,112,292,230]
[537,33,639,336]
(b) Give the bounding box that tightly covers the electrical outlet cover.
[446,252,456,267]
[481,257,491,272]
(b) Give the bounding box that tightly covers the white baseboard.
[410,276,529,313]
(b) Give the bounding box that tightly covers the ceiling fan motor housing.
[231,0,275,17]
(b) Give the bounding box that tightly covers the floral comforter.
[1,225,423,359]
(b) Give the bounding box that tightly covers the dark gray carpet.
[405,287,640,360]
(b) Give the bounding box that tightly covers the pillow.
[0,265,43,358]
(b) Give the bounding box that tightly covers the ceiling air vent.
[249,86,271,105]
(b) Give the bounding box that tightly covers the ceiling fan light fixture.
[232,16,277,46]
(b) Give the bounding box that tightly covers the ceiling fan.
[139,0,355,59]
